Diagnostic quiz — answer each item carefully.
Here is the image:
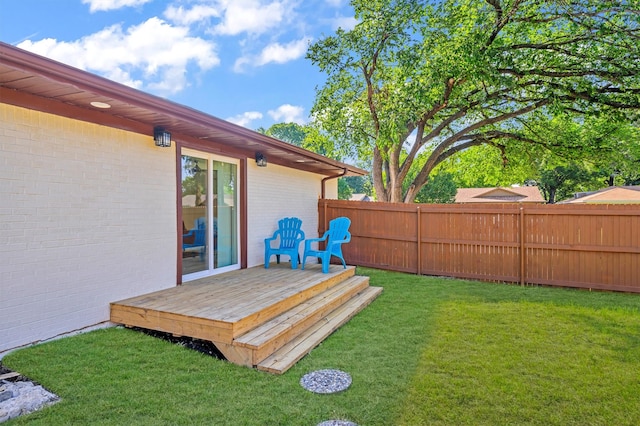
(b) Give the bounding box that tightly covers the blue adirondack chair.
[183,217,207,260]
[302,217,351,273]
[264,217,305,269]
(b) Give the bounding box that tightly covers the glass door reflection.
[212,160,237,269]
[181,155,209,275]
[181,151,239,279]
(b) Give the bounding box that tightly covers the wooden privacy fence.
[318,199,640,293]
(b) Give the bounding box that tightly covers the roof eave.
[0,42,368,177]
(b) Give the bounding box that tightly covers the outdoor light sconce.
[154,127,172,147]
[255,152,267,167]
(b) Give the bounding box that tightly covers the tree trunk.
[372,147,389,202]
[403,184,419,203]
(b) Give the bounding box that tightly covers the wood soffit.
[0,42,366,177]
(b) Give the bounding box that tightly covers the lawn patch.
[2,268,639,425]
[399,300,640,425]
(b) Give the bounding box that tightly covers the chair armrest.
[303,239,315,250]
[327,232,351,248]
[264,229,282,244]
[304,231,329,250]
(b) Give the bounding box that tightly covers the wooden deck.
[110,263,382,374]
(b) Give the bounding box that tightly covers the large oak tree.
[308,0,640,202]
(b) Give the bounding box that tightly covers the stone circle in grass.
[300,369,352,394]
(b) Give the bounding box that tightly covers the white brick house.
[0,42,366,356]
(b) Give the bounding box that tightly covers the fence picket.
[320,200,640,292]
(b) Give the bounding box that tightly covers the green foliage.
[181,157,206,206]
[341,175,373,198]
[514,114,640,201]
[538,164,597,203]
[3,269,639,425]
[338,178,353,200]
[440,144,538,188]
[260,122,344,160]
[260,122,307,147]
[414,172,457,203]
[427,113,640,195]
[308,0,640,202]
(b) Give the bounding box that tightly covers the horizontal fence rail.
[318,200,640,293]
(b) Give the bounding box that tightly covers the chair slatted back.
[278,217,304,248]
[327,217,350,252]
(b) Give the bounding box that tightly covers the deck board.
[110,263,382,373]
[110,263,355,343]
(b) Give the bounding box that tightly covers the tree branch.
[484,0,523,49]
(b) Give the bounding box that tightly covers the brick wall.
[247,161,337,267]
[0,104,177,355]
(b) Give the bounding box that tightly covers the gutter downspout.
[321,168,348,200]
[320,167,348,239]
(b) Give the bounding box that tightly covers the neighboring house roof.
[558,186,640,204]
[0,42,366,177]
[455,187,546,203]
[349,193,372,201]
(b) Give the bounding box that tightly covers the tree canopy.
[257,122,341,159]
[438,114,640,202]
[307,0,640,203]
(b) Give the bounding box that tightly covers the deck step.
[234,276,370,364]
[256,285,383,374]
[230,266,356,339]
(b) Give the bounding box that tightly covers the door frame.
[175,139,248,284]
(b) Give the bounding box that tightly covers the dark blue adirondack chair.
[264,217,305,269]
[302,217,351,273]
[183,217,207,260]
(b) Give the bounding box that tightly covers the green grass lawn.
[3,268,639,425]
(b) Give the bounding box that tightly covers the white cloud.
[233,37,310,72]
[82,0,151,13]
[257,37,311,65]
[164,4,221,26]
[212,0,289,36]
[268,104,306,124]
[232,57,250,73]
[226,111,263,127]
[17,18,219,95]
[332,15,358,31]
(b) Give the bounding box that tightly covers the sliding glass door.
[181,149,239,280]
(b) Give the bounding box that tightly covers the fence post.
[520,205,525,286]
[416,206,421,275]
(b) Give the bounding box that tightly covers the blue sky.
[0,0,357,130]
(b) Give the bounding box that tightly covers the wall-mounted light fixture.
[153,127,172,147]
[255,152,267,167]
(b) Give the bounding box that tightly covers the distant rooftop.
[558,186,640,204]
[455,187,545,203]
[349,193,372,202]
